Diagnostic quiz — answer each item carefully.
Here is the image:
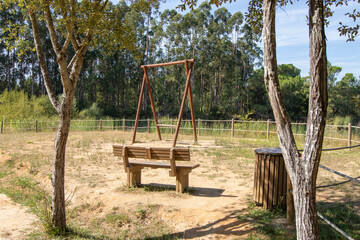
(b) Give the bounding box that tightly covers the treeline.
[1,1,359,123]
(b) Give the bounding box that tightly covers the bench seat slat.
[118,159,199,169]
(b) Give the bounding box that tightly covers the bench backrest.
[113,144,190,161]
[113,144,191,176]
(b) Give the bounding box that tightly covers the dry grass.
[0,130,359,239]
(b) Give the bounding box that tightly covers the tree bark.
[51,95,73,230]
[263,0,327,239]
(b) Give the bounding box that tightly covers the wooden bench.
[113,144,199,193]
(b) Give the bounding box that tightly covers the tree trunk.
[294,1,327,239]
[7,49,10,91]
[51,94,73,230]
[200,72,203,113]
[20,61,24,90]
[262,0,327,239]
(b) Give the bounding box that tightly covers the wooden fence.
[1,118,359,146]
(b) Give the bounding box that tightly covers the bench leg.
[176,169,191,193]
[127,167,142,187]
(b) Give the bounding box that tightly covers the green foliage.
[32,95,57,118]
[278,64,309,121]
[78,102,104,119]
[0,90,57,121]
[328,65,360,122]
[0,1,359,122]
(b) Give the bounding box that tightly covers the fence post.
[170,118,173,134]
[36,120,38,133]
[231,118,234,137]
[198,118,201,136]
[348,122,352,149]
[123,118,125,132]
[1,120,3,134]
[148,118,150,133]
[100,119,102,131]
[267,119,270,140]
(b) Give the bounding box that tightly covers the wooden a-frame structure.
[132,59,197,147]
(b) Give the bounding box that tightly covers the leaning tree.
[1,0,143,232]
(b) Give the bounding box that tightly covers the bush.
[0,90,33,121]
[332,116,352,126]
[78,102,104,119]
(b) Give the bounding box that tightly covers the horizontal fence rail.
[1,118,360,145]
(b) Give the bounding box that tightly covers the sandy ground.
[0,194,38,240]
[66,139,255,239]
[1,132,357,239]
[0,135,256,239]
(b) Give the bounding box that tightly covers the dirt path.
[0,194,38,240]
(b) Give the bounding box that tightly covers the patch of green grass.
[0,176,58,235]
[240,202,295,240]
[318,202,360,239]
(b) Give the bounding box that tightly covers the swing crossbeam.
[141,59,195,68]
[132,59,197,147]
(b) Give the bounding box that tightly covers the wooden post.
[99,119,102,131]
[287,174,295,225]
[123,118,125,132]
[348,122,352,149]
[36,120,38,132]
[132,72,148,144]
[1,120,3,134]
[144,67,162,141]
[171,118,174,134]
[185,62,197,143]
[231,118,234,137]
[147,118,150,134]
[198,118,201,136]
[173,61,194,147]
[267,119,270,140]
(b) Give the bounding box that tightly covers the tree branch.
[263,0,300,175]
[61,33,72,55]
[64,0,80,50]
[304,0,328,178]
[43,4,61,56]
[28,10,60,113]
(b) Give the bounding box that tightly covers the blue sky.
[114,1,359,80]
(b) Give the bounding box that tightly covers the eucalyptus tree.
[0,3,23,91]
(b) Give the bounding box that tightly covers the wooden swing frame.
[132,59,197,147]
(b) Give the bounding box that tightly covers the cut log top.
[254,147,282,155]
[113,144,191,161]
